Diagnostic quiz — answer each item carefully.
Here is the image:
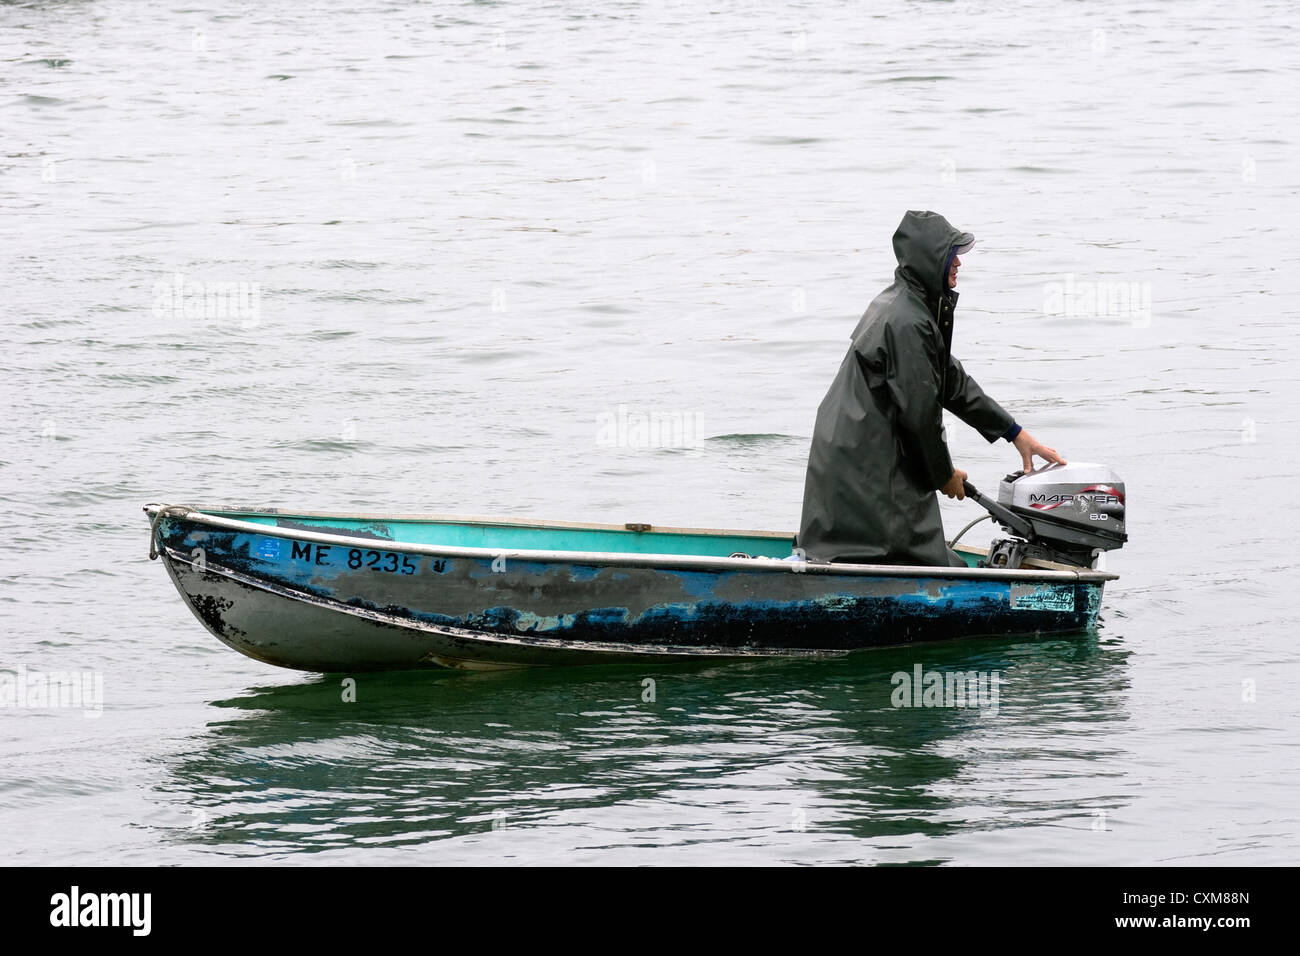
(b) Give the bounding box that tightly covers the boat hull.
[146,506,1113,672]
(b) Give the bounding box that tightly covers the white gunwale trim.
[149,503,794,539]
[145,504,1118,583]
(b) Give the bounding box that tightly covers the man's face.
[948,254,962,289]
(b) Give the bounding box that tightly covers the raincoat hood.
[892,210,974,311]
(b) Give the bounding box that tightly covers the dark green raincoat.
[797,211,1015,566]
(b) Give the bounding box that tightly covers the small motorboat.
[144,464,1126,672]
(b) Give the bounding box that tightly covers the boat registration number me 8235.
[275,539,448,575]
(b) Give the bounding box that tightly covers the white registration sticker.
[1009,583,1075,612]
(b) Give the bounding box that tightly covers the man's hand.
[941,468,968,500]
[1012,430,1066,473]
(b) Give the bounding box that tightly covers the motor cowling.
[984,463,1127,568]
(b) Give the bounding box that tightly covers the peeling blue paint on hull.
[145,506,1116,672]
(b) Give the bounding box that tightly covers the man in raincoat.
[797,210,1064,566]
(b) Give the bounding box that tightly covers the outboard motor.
[963,463,1127,569]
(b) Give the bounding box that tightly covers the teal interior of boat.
[209,510,800,559]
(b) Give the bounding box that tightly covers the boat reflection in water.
[154,634,1131,863]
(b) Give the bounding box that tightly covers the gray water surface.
[2,0,1298,864]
